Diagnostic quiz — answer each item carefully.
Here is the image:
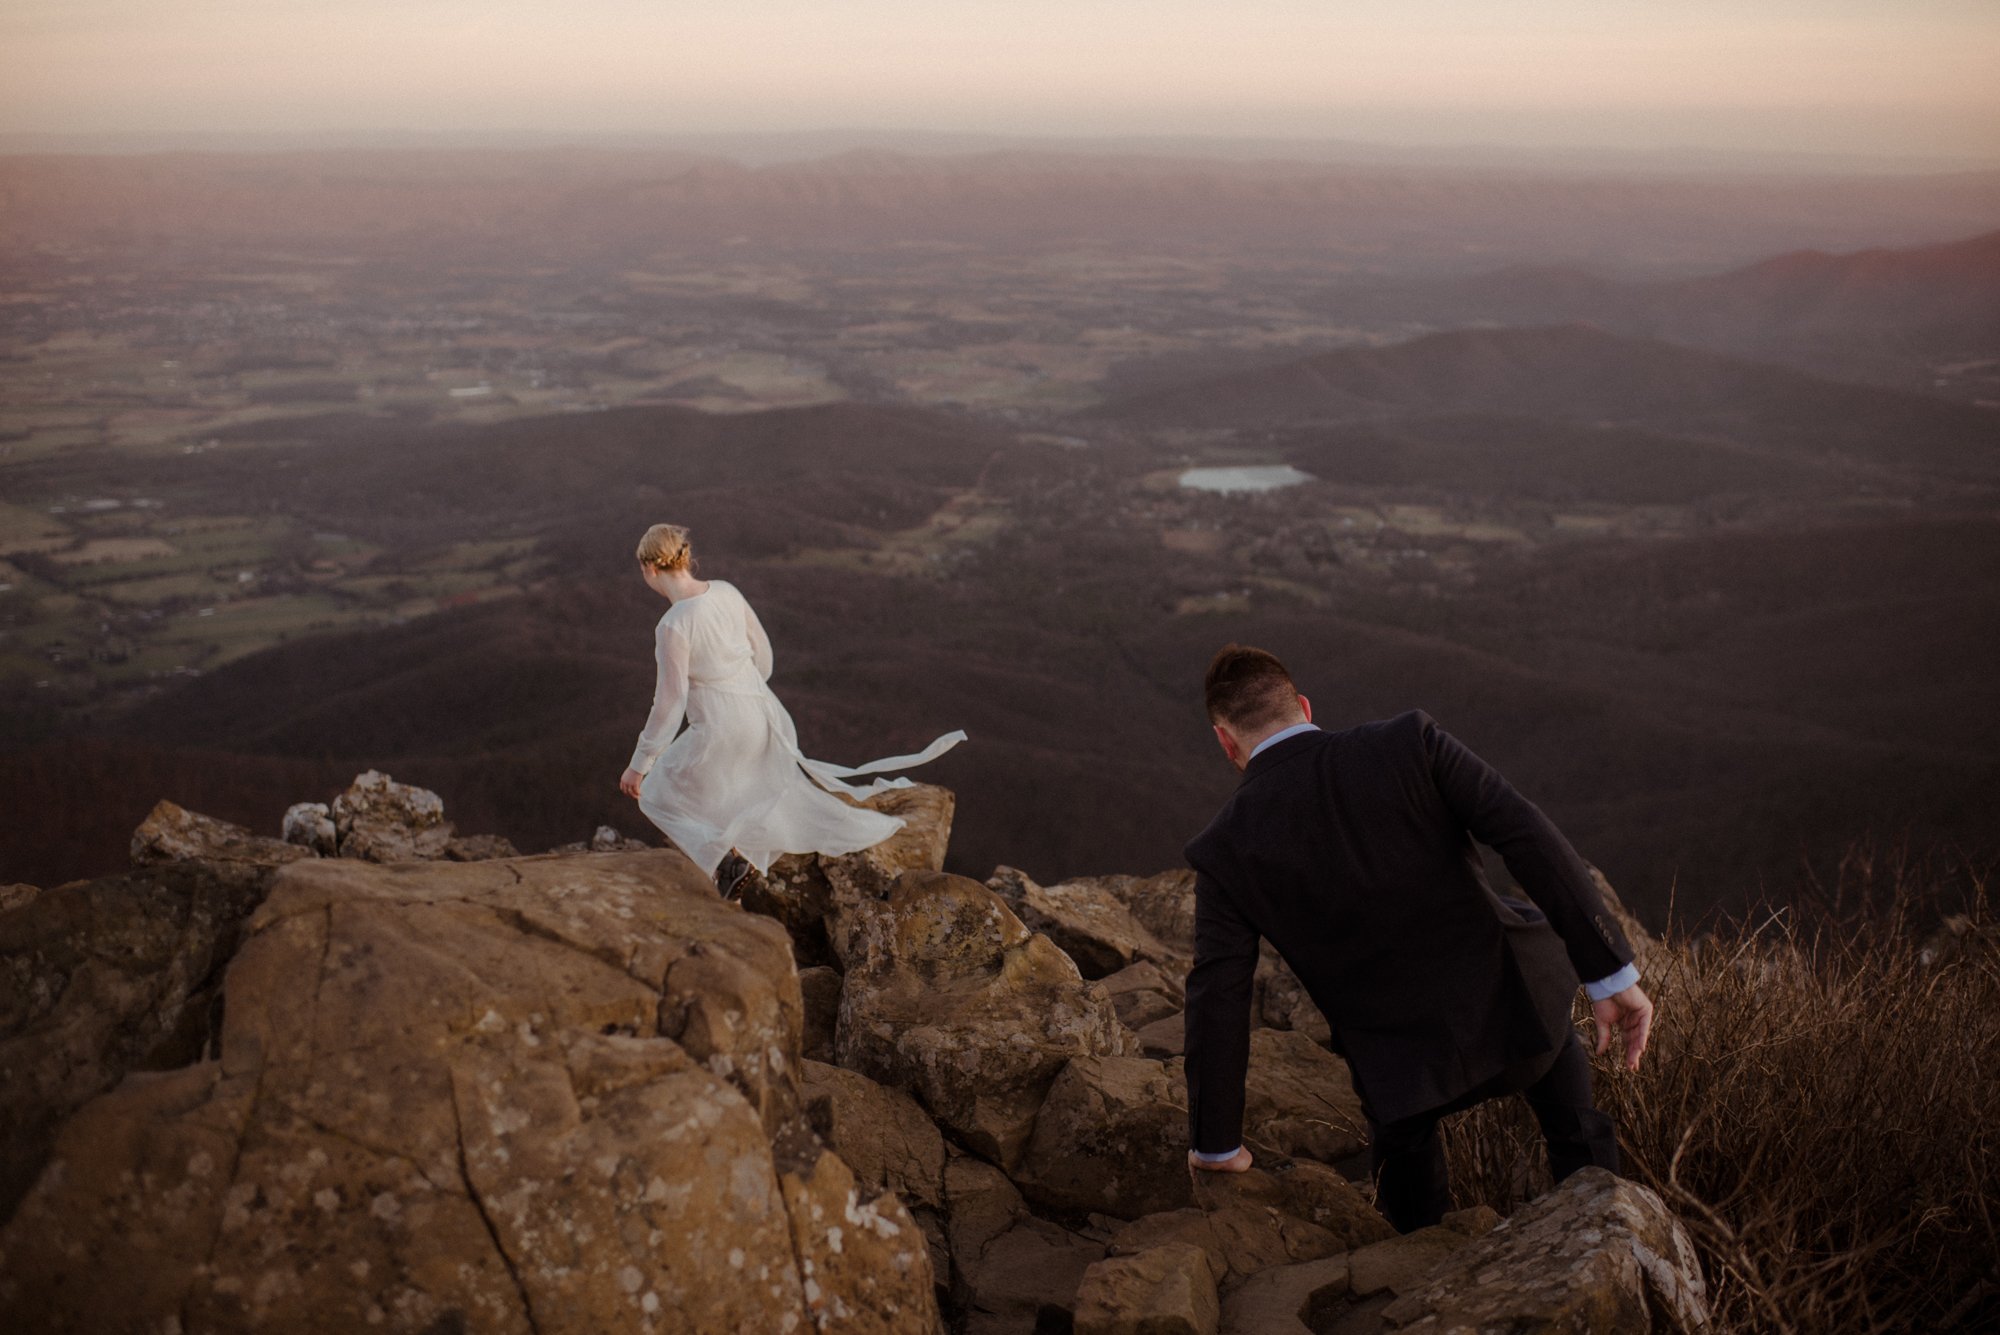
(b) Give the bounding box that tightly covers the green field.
[0,490,547,710]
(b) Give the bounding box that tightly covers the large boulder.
[779,1147,938,1334]
[837,870,1128,1169]
[0,856,284,1222]
[1194,1164,1395,1254]
[0,848,939,1334]
[1218,1255,1351,1335]
[1381,1167,1710,1333]
[1099,961,1182,1030]
[739,784,956,968]
[946,1155,1105,1334]
[330,769,454,862]
[1105,1204,1344,1294]
[1168,1029,1368,1169]
[281,801,336,855]
[1111,870,1196,959]
[986,867,1168,980]
[801,1059,947,1212]
[1133,1012,1186,1058]
[1012,1054,1191,1219]
[1216,1225,1472,1334]
[131,799,315,886]
[1073,1242,1220,1335]
[1256,949,1332,1046]
[801,1058,951,1290]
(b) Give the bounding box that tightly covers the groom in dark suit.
[1181,645,1654,1232]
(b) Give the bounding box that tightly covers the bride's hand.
[618,768,644,799]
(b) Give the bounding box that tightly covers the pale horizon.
[4,0,1998,167]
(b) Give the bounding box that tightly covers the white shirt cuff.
[1584,962,1640,1001]
[1191,1146,1242,1163]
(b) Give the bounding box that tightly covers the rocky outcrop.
[802,1059,948,1214]
[781,1148,938,1334]
[1257,948,1332,1045]
[3,776,1697,1335]
[444,832,523,860]
[945,1155,1106,1334]
[799,964,843,1063]
[1099,961,1182,1030]
[547,824,653,854]
[1133,1011,1186,1058]
[1113,870,1197,957]
[281,800,336,854]
[1165,1029,1368,1169]
[295,771,522,863]
[0,841,303,1221]
[5,772,533,1229]
[1215,1221,1486,1334]
[1074,1242,1219,1335]
[986,867,1169,979]
[1013,1053,1191,1218]
[1381,1167,1709,1332]
[740,785,957,968]
[1197,1164,1397,1255]
[0,847,939,1333]
[329,768,454,861]
[1218,1253,1352,1335]
[836,870,1129,1170]
[1106,1199,1346,1293]
[131,799,314,886]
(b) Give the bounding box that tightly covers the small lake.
[1179,464,1315,494]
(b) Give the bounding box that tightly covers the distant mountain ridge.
[1307,229,2000,388]
[1091,323,2000,480]
[6,149,2000,271]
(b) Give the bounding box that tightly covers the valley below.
[3,147,1997,928]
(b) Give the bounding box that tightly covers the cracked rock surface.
[0,848,296,1222]
[0,848,938,1334]
[1382,1167,1710,1332]
[836,870,1131,1171]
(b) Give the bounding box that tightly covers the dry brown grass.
[1441,843,2000,1334]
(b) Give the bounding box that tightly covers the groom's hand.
[1187,1147,1254,1174]
[1592,983,1655,1072]
[618,768,644,799]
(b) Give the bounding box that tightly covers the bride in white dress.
[616,524,965,892]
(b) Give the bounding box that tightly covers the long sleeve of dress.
[628,619,690,776]
[743,599,774,682]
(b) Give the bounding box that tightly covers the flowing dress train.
[628,579,965,877]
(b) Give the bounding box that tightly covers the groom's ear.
[1297,694,1312,722]
[1213,723,1242,765]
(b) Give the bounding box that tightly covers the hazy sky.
[5,0,1998,161]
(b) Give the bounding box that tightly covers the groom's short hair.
[1205,644,1300,730]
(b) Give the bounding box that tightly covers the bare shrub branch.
[1439,842,2000,1333]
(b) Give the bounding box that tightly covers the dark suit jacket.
[1182,710,1634,1146]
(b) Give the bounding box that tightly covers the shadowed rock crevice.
[179,1064,263,1335]
[0,832,301,1218]
[449,1069,545,1335]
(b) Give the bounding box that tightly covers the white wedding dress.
[628,579,965,878]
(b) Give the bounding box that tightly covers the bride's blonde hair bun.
[636,523,694,573]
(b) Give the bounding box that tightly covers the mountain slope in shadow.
[1090,323,2000,480]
